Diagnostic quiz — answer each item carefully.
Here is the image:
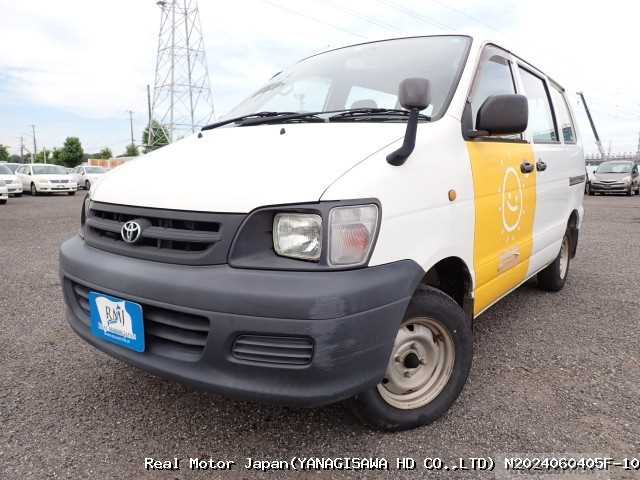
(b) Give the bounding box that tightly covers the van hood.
[92,123,405,212]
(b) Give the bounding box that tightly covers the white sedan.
[15,164,78,196]
[0,164,23,196]
[71,165,107,190]
[0,181,8,204]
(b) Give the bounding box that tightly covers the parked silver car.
[589,161,640,196]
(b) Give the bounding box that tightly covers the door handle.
[520,161,534,174]
[536,160,547,172]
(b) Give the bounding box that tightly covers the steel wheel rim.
[559,236,570,279]
[377,317,455,410]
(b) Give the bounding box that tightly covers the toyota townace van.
[60,34,585,431]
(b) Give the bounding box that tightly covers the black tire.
[626,186,632,196]
[30,183,38,196]
[537,232,570,292]
[588,190,595,196]
[349,286,473,431]
[68,191,76,196]
[0,199,6,205]
[15,192,22,197]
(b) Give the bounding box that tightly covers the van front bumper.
[60,236,423,407]
[589,183,629,194]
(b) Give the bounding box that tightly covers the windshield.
[32,165,68,175]
[85,167,106,174]
[596,162,633,174]
[4,164,19,173]
[224,36,471,121]
[0,165,12,175]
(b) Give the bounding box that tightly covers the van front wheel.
[537,233,570,292]
[349,286,472,431]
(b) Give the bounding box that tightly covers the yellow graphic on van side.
[466,141,537,316]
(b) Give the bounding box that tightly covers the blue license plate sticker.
[89,292,145,352]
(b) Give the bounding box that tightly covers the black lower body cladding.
[60,235,424,407]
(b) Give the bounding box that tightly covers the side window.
[469,52,517,131]
[518,67,558,143]
[549,84,576,144]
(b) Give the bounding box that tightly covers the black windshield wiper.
[237,111,327,126]
[201,111,301,131]
[329,108,431,122]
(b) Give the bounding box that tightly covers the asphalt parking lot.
[1,193,639,479]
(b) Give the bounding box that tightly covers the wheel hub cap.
[378,317,455,410]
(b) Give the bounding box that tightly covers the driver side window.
[469,50,519,138]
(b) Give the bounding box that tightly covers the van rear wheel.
[537,232,570,292]
[349,286,472,431]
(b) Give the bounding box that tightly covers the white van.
[60,34,584,431]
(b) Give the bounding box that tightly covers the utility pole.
[30,125,37,161]
[576,92,605,160]
[636,131,640,162]
[20,136,24,163]
[147,84,153,149]
[127,110,135,146]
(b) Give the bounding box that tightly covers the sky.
[1,0,639,157]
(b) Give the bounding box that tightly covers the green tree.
[0,144,9,162]
[59,137,84,167]
[35,149,50,163]
[51,148,63,165]
[142,120,169,153]
[98,147,113,159]
[125,143,139,157]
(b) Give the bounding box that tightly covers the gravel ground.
[1,193,639,479]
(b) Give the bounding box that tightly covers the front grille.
[70,281,210,362]
[232,335,314,366]
[84,202,245,266]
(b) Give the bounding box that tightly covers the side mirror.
[387,78,431,166]
[471,94,528,137]
[398,78,431,111]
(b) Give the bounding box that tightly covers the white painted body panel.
[321,116,476,284]
[92,124,405,213]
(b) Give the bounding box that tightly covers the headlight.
[622,176,631,184]
[0,180,5,186]
[273,213,322,261]
[328,204,379,266]
[231,199,380,270]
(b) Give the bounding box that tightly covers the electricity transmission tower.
[148,0,215,149]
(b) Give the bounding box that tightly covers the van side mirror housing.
[469,94,528,138]
[387,78,431,166]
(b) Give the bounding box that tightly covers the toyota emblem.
[121,220,142,244]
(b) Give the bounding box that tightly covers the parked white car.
[71,165,107,190]
[0,164,23,196]
[15,164,77,196]
[0,181,8,204]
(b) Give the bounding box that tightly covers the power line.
[261,0,368,39]
[323,0,403,34]
[375,0,453,31]
[428,0,503,34]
